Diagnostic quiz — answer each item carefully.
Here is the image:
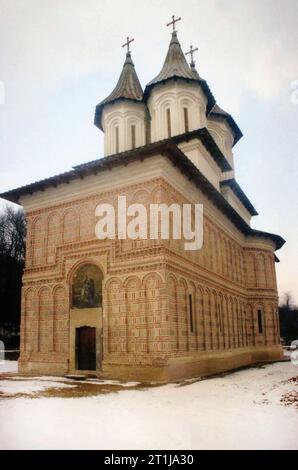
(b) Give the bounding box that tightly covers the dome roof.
[147,31,195,86]
[94,52,143,130]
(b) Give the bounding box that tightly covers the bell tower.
[144,16,215,142]
[94,37,147,156]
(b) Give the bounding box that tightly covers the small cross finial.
[167,15,181,32]
[185,45,198,66]
[122,36,134,53]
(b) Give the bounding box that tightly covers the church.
[1,17,285,381]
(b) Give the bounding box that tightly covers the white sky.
[0,0,297,302]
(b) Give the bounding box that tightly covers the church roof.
[190,63,201,80]
[94,52,143,130]
[220,178,258,216]
[144,32,215,113]
[208,103,243,146]
[0,133,284,251]
[147,31,195,84]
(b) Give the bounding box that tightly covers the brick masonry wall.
[19,176,281,374]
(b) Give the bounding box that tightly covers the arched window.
[115,126,119,153]
[131,124,136,149]
[166,108,171,138]
[188,294,194,333]
[72,264,103,309]
[183,107,189,133]
[217,303,223,333]
[257,309,263,334]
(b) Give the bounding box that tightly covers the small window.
[115,126,119,153]
[184,107,189,133]
[189,294,194,333]
[217,304,223,333]
[166,108,171,138]
[257,309,263,334]
[131,125,136,149]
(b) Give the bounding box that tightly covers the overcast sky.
[0,0,297,302]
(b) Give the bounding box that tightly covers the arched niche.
[71,263,103,309]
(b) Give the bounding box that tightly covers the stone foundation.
[101,346,283,382]
[17,345,283,382]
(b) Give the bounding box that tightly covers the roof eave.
[251,229,285,251]
[0,170,77,205]
[0,129,231,203]
[170,128,231,172]
[94,97,144,131]
[144,76,216,114]
[220,178,258,216]
[208,112,243,146]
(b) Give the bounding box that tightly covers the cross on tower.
[122,36,134,53]
[166,15,181,32]
[185,45,198,66]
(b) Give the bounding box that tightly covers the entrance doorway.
[75,327,96,371]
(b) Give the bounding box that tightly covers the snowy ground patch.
[0,361,297,450]
[0,360,18,374]
[0,379,76,396]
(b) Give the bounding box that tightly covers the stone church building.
[1,22,285,380]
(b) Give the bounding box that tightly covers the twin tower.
[94,20,242,183]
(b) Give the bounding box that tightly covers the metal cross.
[122,36,134,53]
[185,45,198,65]
[167,15,181,32]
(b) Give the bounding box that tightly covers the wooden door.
[76,327,96,371]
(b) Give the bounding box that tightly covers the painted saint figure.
[80,276,95,305]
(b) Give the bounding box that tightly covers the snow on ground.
[0,361,18,374]
[0,361,297,450]
[0,376,139,395]
[0,379,76,395]
[84,379,140,387]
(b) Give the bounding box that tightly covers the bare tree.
[0,205,26,341]
[0,206,26,261]
[279,292,298,344]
